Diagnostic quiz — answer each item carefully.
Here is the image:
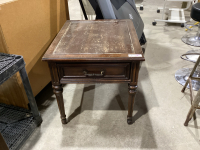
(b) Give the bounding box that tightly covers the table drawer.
[58,63,130,79]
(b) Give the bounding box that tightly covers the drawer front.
[58,63,130,80]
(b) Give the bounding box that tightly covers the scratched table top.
[42,20,144,61]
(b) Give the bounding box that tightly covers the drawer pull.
[83,70,104,77]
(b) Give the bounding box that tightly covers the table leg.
[52,84,67,124]
[127,62,140,125]
[127,85,137,125]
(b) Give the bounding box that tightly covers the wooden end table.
[42,20,145,125]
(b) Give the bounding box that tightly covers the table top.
[42,20,144,62]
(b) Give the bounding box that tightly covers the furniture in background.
[184,22,199,31]
[80,0,146,46]
[0,53,42,150]
[152,0,197,27]
[135,0,144,10]
[180,53,200,126]
[0,0,69,109]
[181,52,200,93]
[182,2,200,47]
[175,50,200,91]
[42,20,145,125]
[175,3,200,91]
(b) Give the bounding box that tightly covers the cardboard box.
[0,0,69,108]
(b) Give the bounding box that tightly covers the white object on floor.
[135,0,144,10]
[152,0,198,27]
[136,4,144,10]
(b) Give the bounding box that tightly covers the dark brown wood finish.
[127,62,140,124]
[43,20,145,125]
[48,62,67,124]
[42,20,144,61]
[57,63,131,83]
[0,133,8,150]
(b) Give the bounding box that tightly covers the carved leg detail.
[127,85,137,125]
[52,85,67,124]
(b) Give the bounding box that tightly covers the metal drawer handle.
[83,70,104,77]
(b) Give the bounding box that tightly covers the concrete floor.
[21,0,200,150]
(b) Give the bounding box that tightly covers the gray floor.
[21,0,200,150]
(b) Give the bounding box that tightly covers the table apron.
[60,78,131,84]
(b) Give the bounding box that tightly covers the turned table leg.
[127,62,140,125]
[52,84,67,124]
[127,85,137,125]
[48,63,67,124]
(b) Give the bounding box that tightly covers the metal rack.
[0,53,42,150]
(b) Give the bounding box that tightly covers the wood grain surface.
[43,19,145,124]
[54,21,133,54]
[43,20,144,61]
